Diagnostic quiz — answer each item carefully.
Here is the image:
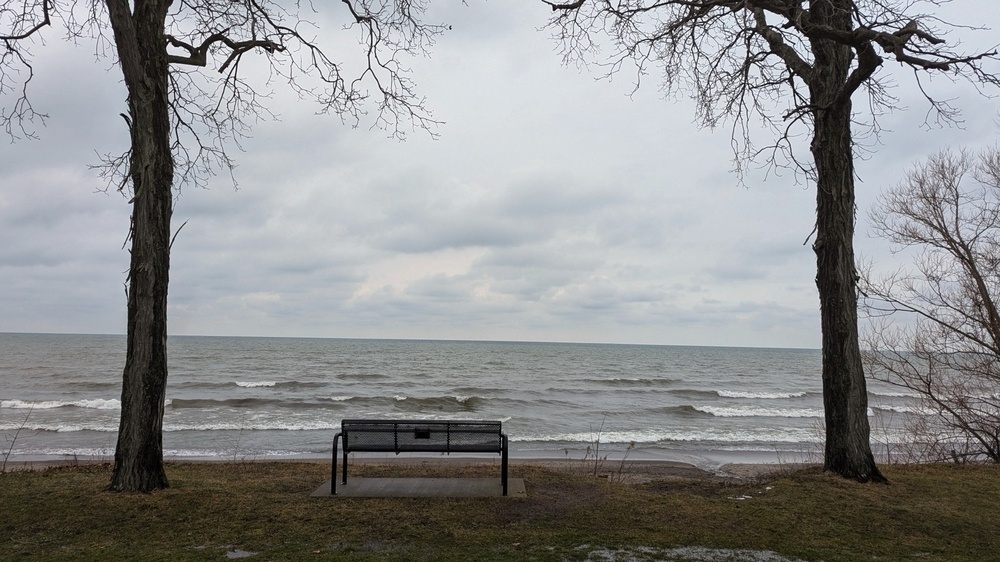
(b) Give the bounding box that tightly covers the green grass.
[1,461,998,561]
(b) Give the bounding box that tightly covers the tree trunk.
[809,0,886,483]
[106,0,174,493]
[812,103,885,482]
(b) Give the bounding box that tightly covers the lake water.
[0,333,921,470]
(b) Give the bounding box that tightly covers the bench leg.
[343,446,349,487]
[331,433,341,495]
[501,434,509,496]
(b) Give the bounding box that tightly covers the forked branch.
[166,32,284,72]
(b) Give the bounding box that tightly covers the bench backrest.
[341,419,504,453]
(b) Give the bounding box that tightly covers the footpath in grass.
[1,461,998,561]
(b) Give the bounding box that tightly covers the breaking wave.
[1,399,122,410]
[693,405,823,418]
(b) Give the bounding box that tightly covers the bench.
[331,419,509,495]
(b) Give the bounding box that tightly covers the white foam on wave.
[328,395,353,402]
[694,405,822,418]
[1,399,122,410]
[872,390,920,398]
[235,381,277,388]
[0,422,118,432]
[2,398,336,434]
[2,447,308,461]
[518,426,819,444]
[1,398,174,410]
[7,447,117,459]
[164,420,340,431]
[717,390,808,399]
[874,404,937,415]
[0,419,339,432]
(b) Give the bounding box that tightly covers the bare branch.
[165,32,284,71]
[543,0,1000,176]
[0,0,50,40]
[1,0,54,139]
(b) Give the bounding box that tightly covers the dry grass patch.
[1,461,998,561]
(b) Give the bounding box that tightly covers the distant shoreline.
[0,331,822,351]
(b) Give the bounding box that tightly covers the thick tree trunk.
[107,0,174,493]
[809,0,886,483]
[812,104,885,482]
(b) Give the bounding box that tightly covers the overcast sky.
[1,2,998,348]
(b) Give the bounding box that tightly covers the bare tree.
[2,0,446,492]
[542,0,999,481]
[862,147,1000,463]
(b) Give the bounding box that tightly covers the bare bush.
[1,403,35,473]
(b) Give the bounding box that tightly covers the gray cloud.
[2,2,997,348]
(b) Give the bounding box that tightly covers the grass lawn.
[1,461,997,561]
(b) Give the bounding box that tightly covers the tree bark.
[106,0,174,493]
[809,0,886,483]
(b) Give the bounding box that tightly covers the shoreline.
[2,453,818,481]
[2,443,820,470]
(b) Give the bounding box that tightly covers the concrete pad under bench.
[311,477,526,498]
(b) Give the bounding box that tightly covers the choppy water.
[0,333,921,469]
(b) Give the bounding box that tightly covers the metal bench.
[332,419,509,495]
